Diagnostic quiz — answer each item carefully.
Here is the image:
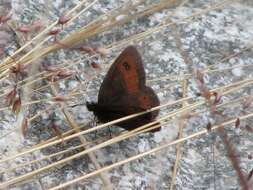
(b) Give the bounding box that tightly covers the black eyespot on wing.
[122,62,130,70]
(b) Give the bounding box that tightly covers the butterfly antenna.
[69,102,86,108]
[69,101,97,110]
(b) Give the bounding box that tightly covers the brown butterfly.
[87,46,160,132]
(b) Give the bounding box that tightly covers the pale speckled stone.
[0,1,252,190]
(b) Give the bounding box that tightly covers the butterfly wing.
[88,45,160,132]
[94,87,160,131]
[98,46,145,105]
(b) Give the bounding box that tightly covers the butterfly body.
[87,46,160,132]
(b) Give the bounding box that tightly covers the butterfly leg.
[107,125,113,138]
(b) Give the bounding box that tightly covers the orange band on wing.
[116,58,139,94]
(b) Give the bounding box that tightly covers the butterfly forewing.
[98,46,145,105]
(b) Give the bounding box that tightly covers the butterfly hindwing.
[92,86,160,131]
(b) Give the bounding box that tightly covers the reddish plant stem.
[218,126,250,190]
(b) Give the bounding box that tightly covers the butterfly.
[87,46,160,132]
